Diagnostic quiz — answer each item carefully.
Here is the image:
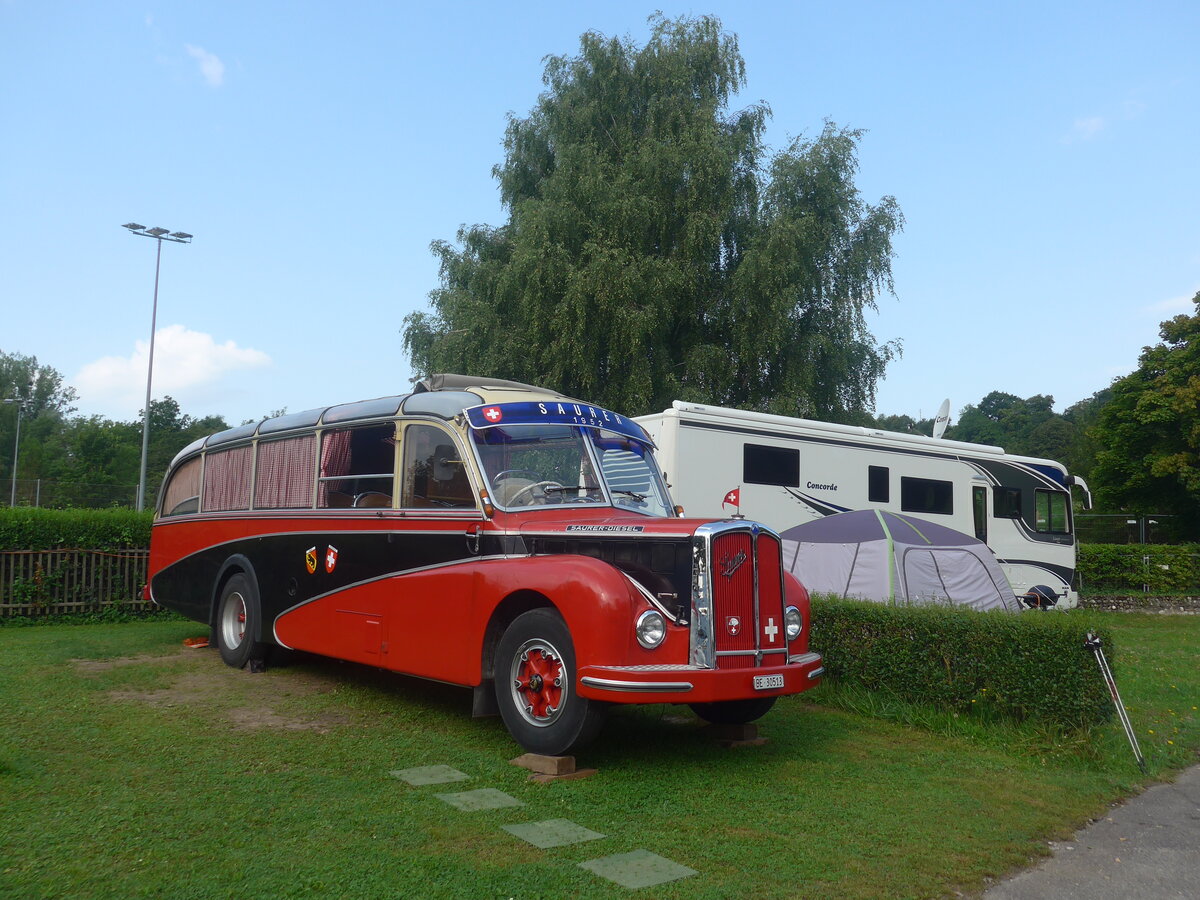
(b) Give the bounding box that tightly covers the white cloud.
[75,325,270,416]
[185,44,225,87]
[1065,116,1106,143]
[1145,290,1198,315]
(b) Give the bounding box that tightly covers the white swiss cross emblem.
[763,617,778,643]
[483,406,503,423]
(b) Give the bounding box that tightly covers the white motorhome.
[637,402,1092,609]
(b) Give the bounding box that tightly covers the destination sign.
[464,401,652,444]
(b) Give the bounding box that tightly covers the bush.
[0,507,152,551]
[809,597,1113,728]
[1077,543,1200,594]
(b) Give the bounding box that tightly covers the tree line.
[0,349,226,508]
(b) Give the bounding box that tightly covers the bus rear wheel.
[494,608,606,755]
[215,573,267,669]
[689,697,777,725]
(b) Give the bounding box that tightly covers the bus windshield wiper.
[612,490,646,501]
[543,484,600,493]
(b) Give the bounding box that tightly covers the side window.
[993,488,1022,519]
[1035,490,1070,534]
[160,456,202,516]
[202,446,253,512]
[401,425,476,509]
[868,466,889,503]
[318,424,396,509]
[254,435,317,509]
[972,486,987,542]
[900,476,953,515]
[743,444,799,487]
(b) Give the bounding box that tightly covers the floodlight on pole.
[123,222,193,511]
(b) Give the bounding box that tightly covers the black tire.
[494,608,607,755]
[689,697,777,725]
[215,573,267,670]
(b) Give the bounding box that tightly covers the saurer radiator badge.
[726,616,742,636]
[719,549,748,578]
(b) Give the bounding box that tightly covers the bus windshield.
[471,424,674,516]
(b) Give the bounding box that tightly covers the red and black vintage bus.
[148,374,824,753]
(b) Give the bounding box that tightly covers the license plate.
[753,674,784,691]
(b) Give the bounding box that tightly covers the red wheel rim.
[509,638,566,726]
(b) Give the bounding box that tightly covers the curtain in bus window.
[254,435,317,509]
[601,448,651,494]
[320,430,353,506]
[202,446,252,511]
[161,456,201,516]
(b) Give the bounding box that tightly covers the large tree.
[951,391,1067,458]
[404,14,902,418]
[0,350,77,495]
[1090,292,1200,528]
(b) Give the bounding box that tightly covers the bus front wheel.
[215,573,267,669]
[494,608,606,755]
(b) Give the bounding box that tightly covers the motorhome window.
[318,424,396,508]
[401,425,476,509]
[1035,490,1070,534]
[201,445,252,512]
[160,456,202,517]
[900,476,953,515]
[868,466,889,503]
[972,486,988,541]
[743,444,800,487]
[994,488,1022,519]
[254,435,318,509]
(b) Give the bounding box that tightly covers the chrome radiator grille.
[691,522,788,669]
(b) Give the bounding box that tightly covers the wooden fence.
[0,549,151,617]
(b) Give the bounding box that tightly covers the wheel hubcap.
[221,591,247,649]
[510,640,566,727]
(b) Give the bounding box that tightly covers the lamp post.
[2,398,23,507]
[122,223,193,512]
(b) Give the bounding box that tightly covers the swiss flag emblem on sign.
[483,406,503,423]
[325,545,339,574]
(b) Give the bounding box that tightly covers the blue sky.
[2,1,1197,427]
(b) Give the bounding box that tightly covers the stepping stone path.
[391,763,698,890]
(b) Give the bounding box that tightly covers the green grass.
[1,613,1197,899]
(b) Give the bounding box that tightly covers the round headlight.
[635,610,666,649]
[784,605,802,641]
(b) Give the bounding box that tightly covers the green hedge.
[810,597,1113,727]
[1077,544,1200,594]
[0,508,152,551]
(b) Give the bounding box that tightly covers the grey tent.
[780,509,1021,612]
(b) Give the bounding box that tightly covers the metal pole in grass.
[1085,632,1146,773]
[122,223,193,512]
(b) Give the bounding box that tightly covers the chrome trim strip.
[788,652,822,666]
[621,571,679,623]
[808,667,825,680]
[580,676,694,693]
